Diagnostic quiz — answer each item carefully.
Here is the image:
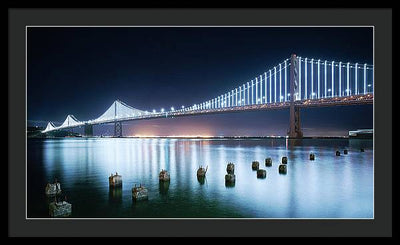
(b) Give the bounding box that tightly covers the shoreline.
[28,136,372,140]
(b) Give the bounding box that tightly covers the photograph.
[26,26,374,219]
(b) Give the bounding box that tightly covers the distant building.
[27,126,45,138]
[349,129,373,139]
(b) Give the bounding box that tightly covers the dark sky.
[27,27,373,136]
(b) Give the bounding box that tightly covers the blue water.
[27,138,373,218]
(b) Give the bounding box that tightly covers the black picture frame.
[8,8,393,237]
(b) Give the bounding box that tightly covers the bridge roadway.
[53,93,373,131]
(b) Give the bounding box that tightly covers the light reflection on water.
[28,138,373,218]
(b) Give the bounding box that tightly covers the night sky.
[27,27,373,137]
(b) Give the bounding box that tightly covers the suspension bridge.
[41,54,374,138]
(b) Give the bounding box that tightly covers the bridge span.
[42,54,373,138]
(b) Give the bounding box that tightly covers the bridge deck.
[45,94,372,132]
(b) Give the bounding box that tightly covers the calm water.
[27,138,373,218]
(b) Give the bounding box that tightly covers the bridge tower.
[288,54,303,139]
[113,100,123,137]
[114,122,122,137]
[84,123,93,137]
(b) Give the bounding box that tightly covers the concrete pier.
[45,180,61,196]
[83,124,93,137]
[114,122,122,137]
[159,169,170,182]
[197,175,206,185]
[257,169,267,178]
[159,181,170,194]
[197,166,208,177]
[225,173,236,183]
[226,162,235,174]
[225,179,235,188]
[282,157,288,164]
[132,184,148,201]
[279,164,287,174]
[49,201,72,217]
[265,158,272,167]
[252,161,260,170]
[109,172,122,187]
[225,162,235,186]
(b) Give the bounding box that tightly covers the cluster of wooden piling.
[45,178,72,217]
[279,156,288,174]
[336,148,365,156]
[105,169,174,203]
[251,160,266,179]
[45,147,367,216]
[225,162,236,185]
[261,156,288,175]
[108,172,150,202]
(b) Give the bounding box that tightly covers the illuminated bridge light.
[311,58,314,99]
[324,60,327,98]
[339,61,342,96]
[247,82,250,105]
[298,56,301,100]
[269,70,272,103]
[251,79,254,105]
[364,63,367,94]
[259,75,262,105]
[264,72,267,104]
[347,62,350,96]
[274,67,277,103]
[317,59,320,99]
[355,62,358,95]
[304,58,308,99]
[284,60,287,102]
[331,61,334,98]
[279,63,282,102]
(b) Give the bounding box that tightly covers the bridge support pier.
[288,105,303,138]
[288,54,303,139]
[114,122,122,137]
[84,124,93,137]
